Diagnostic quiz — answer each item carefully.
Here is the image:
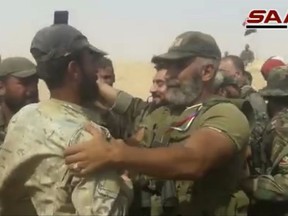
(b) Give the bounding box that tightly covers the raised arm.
[65,103,250,180]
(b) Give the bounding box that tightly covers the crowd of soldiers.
[0,16,287,216]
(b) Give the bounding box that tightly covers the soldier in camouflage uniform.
[220,55,269,176]
[242,66,288,216]
[92,56,134,140]
[219,55,266,113]
[65,31,253,216]
[97,57,115,86]
[92,63,168,215]
[240,44,254,67]
[0,23,132,215]
[0,57,39,145]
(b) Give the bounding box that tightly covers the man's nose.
[150,84,157,94]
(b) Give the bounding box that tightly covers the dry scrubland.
[38,60,266,101]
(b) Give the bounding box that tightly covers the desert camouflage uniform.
[0,22,132,215]
[0,99,133,215]
[0,57,38,146]
[0,107,6,145]
[246,66,288,216]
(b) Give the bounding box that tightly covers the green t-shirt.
[169,102,250,215]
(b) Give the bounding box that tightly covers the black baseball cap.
[152,31,221,63]
[30,24,107,62]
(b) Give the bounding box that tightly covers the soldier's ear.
[67,60,81,81]
[201,64,215,82]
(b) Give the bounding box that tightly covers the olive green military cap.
[0,57,36,78]
[259,65,288,97]
[152,31,221,63]
[30,24,107,62]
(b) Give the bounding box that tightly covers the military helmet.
[259,65,288,97]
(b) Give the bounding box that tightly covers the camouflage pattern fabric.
[247,108,288,216]
[254,107,288,201]
[0,106,6,146]
[0,99,132,215]
[247,66,288,215]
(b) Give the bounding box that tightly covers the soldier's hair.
[97,57,114,72]
[154,62,165,71]
[34,49,86,90]
[222,55,245,75]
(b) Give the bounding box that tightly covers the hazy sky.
[0,0,287,62]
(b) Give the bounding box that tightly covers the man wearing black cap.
[0,24,132,215]
[0,57,39,145]
[65,31,252,215]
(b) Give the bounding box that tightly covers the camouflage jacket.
[0,106,6,145]
[251,107,288,202]
[0,99,133,215]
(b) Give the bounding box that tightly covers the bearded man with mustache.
[0,57,39,145]
[65,31,252,216]
[0,23,132,215]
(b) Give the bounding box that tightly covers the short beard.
[166,77,202,106]
[79,72,99,104]
[4,97,25,113]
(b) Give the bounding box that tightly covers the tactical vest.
[241,85,257,99]
[135,97,253,216]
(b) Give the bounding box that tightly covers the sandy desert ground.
[38,59,266,101]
